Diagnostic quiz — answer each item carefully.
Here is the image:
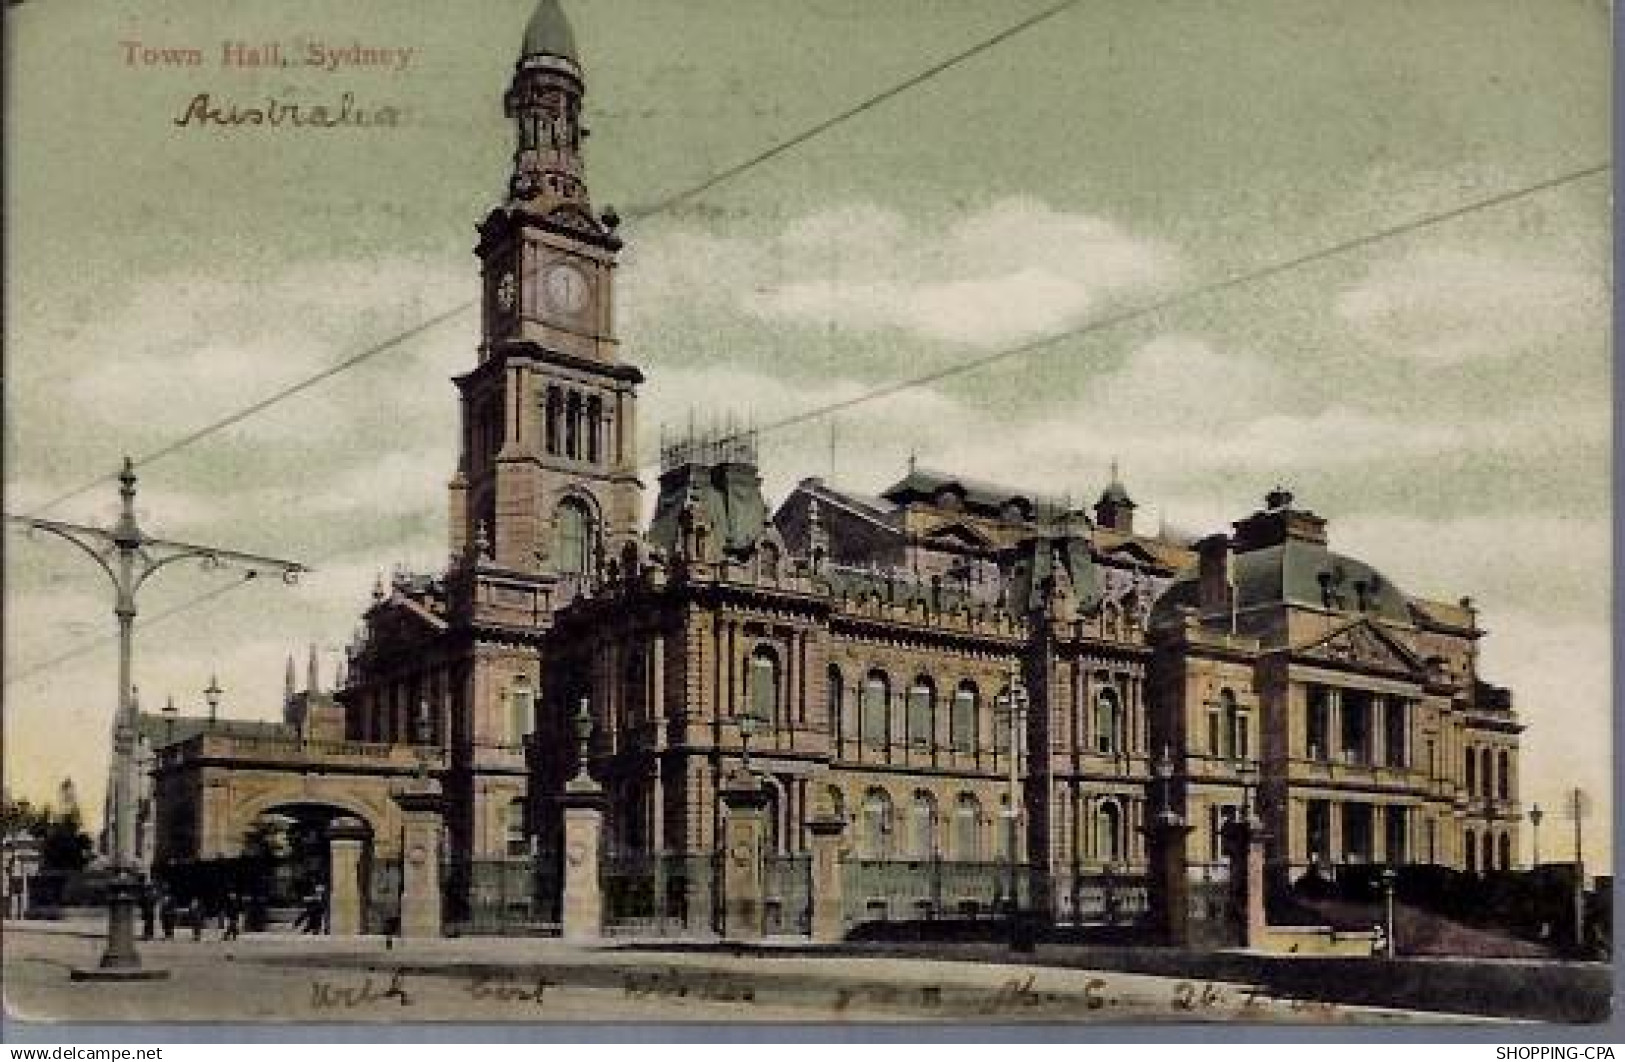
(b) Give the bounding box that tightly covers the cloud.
[63,257,470,444]
[1334,247,1606,367]
[623,199,1177,351]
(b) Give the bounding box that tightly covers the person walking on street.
[159,891,176,940]
[188,896,204,942]
[222,891,241,941]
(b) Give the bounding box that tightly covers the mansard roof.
[879,466,1077,521]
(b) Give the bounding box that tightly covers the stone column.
[327,816,368,936]
[394,779,445,938]
[719,768,768,942]
[559,780,606,942]
[806,814,847,943]
[1222,815,1269,950]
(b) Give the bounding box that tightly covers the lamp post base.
[70,873,169,982]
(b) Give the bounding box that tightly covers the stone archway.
[242,801,380,936]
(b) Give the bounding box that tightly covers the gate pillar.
[719,769,769,942]
[1222,813,1269,949]
[806,813,847,944]
[393,778,444,938]
[327,816,368,935]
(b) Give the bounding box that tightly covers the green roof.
[522,0,578,61]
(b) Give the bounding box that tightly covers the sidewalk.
[4,918,1496,1024]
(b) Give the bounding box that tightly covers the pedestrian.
[188,896,204,942]
[305,884,328,935]
[139,882,156,941]
[222,891,241,941]
[159,892,176,940]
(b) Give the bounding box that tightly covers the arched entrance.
[234,802,383,934]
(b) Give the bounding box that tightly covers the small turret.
[1094,461,1137,534]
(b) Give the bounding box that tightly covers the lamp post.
[997,669,1028,950]
[7,457,306,980]
[204,675,222,727]
[1379,865,1397,959]
[1529,803,1543,868]
[738,708,762,775]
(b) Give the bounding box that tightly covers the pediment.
[1294,618,1422,678]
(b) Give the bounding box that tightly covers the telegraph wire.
[19,0,1085,523]
[740,161,1612,439]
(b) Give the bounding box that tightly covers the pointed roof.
[523,0,578,61]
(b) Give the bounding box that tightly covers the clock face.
[542,262,591,316]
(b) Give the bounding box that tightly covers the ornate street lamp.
[7,457,306,980]
[1529,803,1544,867]
[1379,866,1397,958]
[737,707,763,773]
[204,675,223,727]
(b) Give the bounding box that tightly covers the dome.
[522,0,578,61]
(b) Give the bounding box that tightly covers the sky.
[3,0,1611,864]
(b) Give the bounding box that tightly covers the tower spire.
[284,654,296,704]
[506,0,591,211]
[306,643,320,695]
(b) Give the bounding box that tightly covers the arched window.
[508,677,533,747]
[950,681,978,753]
[1497,832,1512,871]
[544,387,562,455]
[1479,748,1493,798]
[953,794,982,860]
[994,685,1014,755]
[1096,801,1123,864]
[556,497,593,576]
[907,676,935,749]
[861,789,894,859]
[1481,831,1495,875]
[828,666,845,743]
[823,786,845,823]
[565,391,582,458]
[861,671,889,747]
[1095,687,1121,755]
[506,797,527,858]
[909,792,938,860]
[1465,748,1477,793]
[1464,829,1478,874]
[1496,749,1510,800]
[749,645,780,727]
[585,395,602,463]
[1221,688,1247,761]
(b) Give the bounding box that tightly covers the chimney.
[1196,534,1232,614]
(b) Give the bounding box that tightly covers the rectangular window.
[1385,697,1407,768]
[1306,685,1328,761]
[1233,712,1250,762]
[1207,712,1222,758]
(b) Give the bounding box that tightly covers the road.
[3,921,1493,1026]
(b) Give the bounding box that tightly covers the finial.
[119,455,137,491]
[162,694,176,716]
[571,697,594,782]
[908,449,918,475]
[1265,485,1294,511]
[204,673,223,723]
[371,571,385,603]
[1110,457,1120,484]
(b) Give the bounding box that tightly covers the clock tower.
[450,0,643,599]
